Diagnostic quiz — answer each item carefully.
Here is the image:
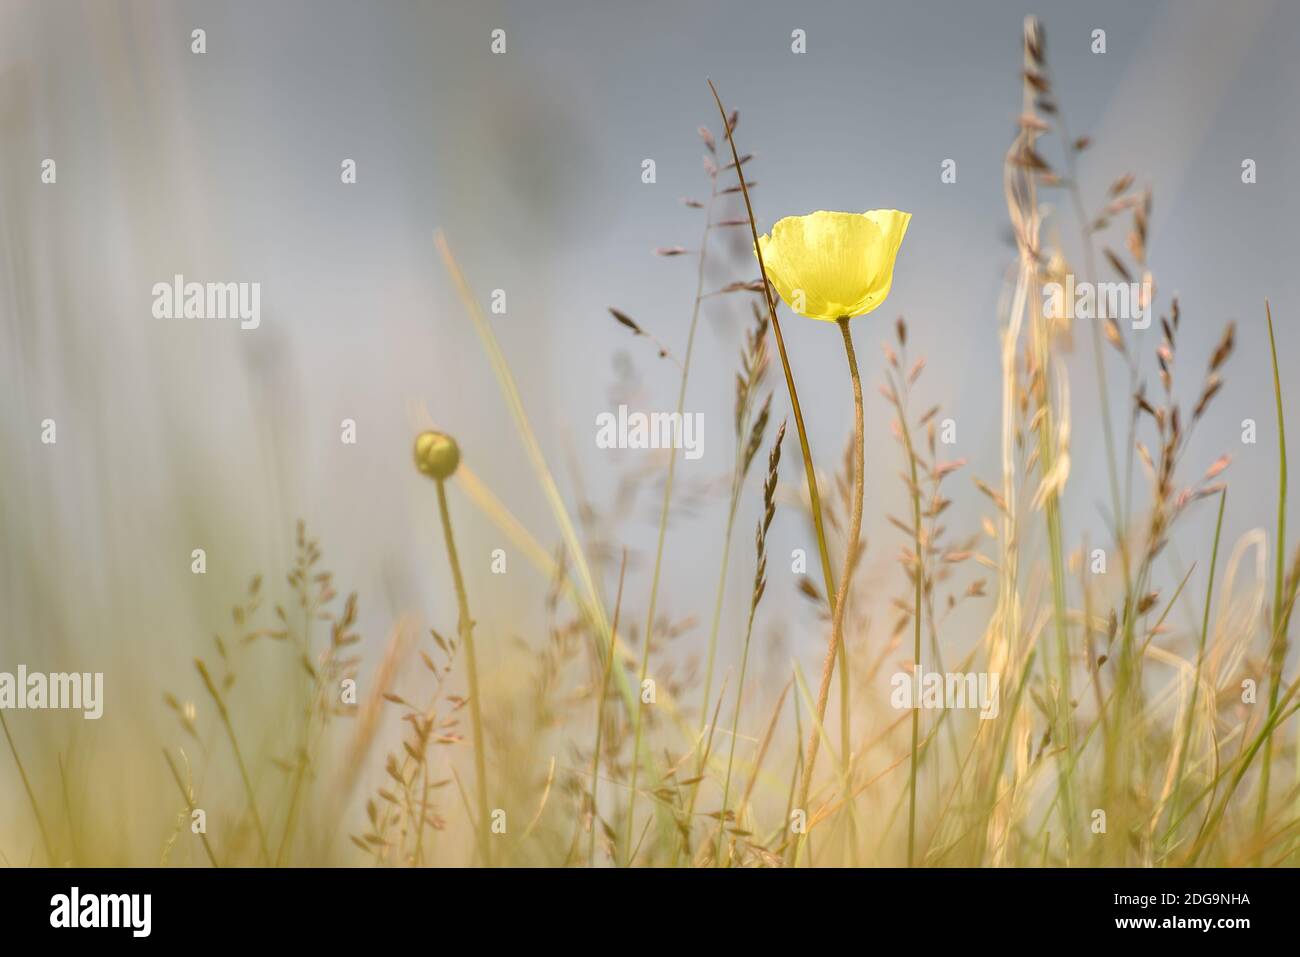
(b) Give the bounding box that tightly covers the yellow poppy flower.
[756,209,911,321]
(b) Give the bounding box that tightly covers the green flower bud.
[414,430,460,480]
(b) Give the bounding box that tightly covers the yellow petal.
[756,209,911,321]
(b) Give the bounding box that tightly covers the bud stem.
[435,477,492,866]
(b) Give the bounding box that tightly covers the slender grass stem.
[195,659,270,864]
[718,422,783,866]
[630,177,717,863]
[1168,489,1226,838]
[1054,87,1128,576]
[414,760,430,867]
[0,710,54,864]
[718,577,758,866]
[1258,300,1287,832]
[1051,82,1142,840]
[676,466,740,862]
[1026,138,1078,860]
[163,748,220,867]
[434,477,493,867]
[1189,665,1300,863]
[705,83,841,634]
[896,375,925,868]
[706,81,853,860]
[1043,485,1077,856]
[589,550,627,867]
[624,343,696,858]
[57,753,81,866]
[701,471,742,743]
[436,233,643,729]
[692,187,724,716]
[277,600,322,866]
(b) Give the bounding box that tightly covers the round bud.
[414,430,460,480]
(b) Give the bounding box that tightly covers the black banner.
[0,867,1281,942]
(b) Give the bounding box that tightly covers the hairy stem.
[792,317,863,864]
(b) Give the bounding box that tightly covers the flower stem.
[435,477,492,867]
[705,82,851,861]
[792,317,864,864]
